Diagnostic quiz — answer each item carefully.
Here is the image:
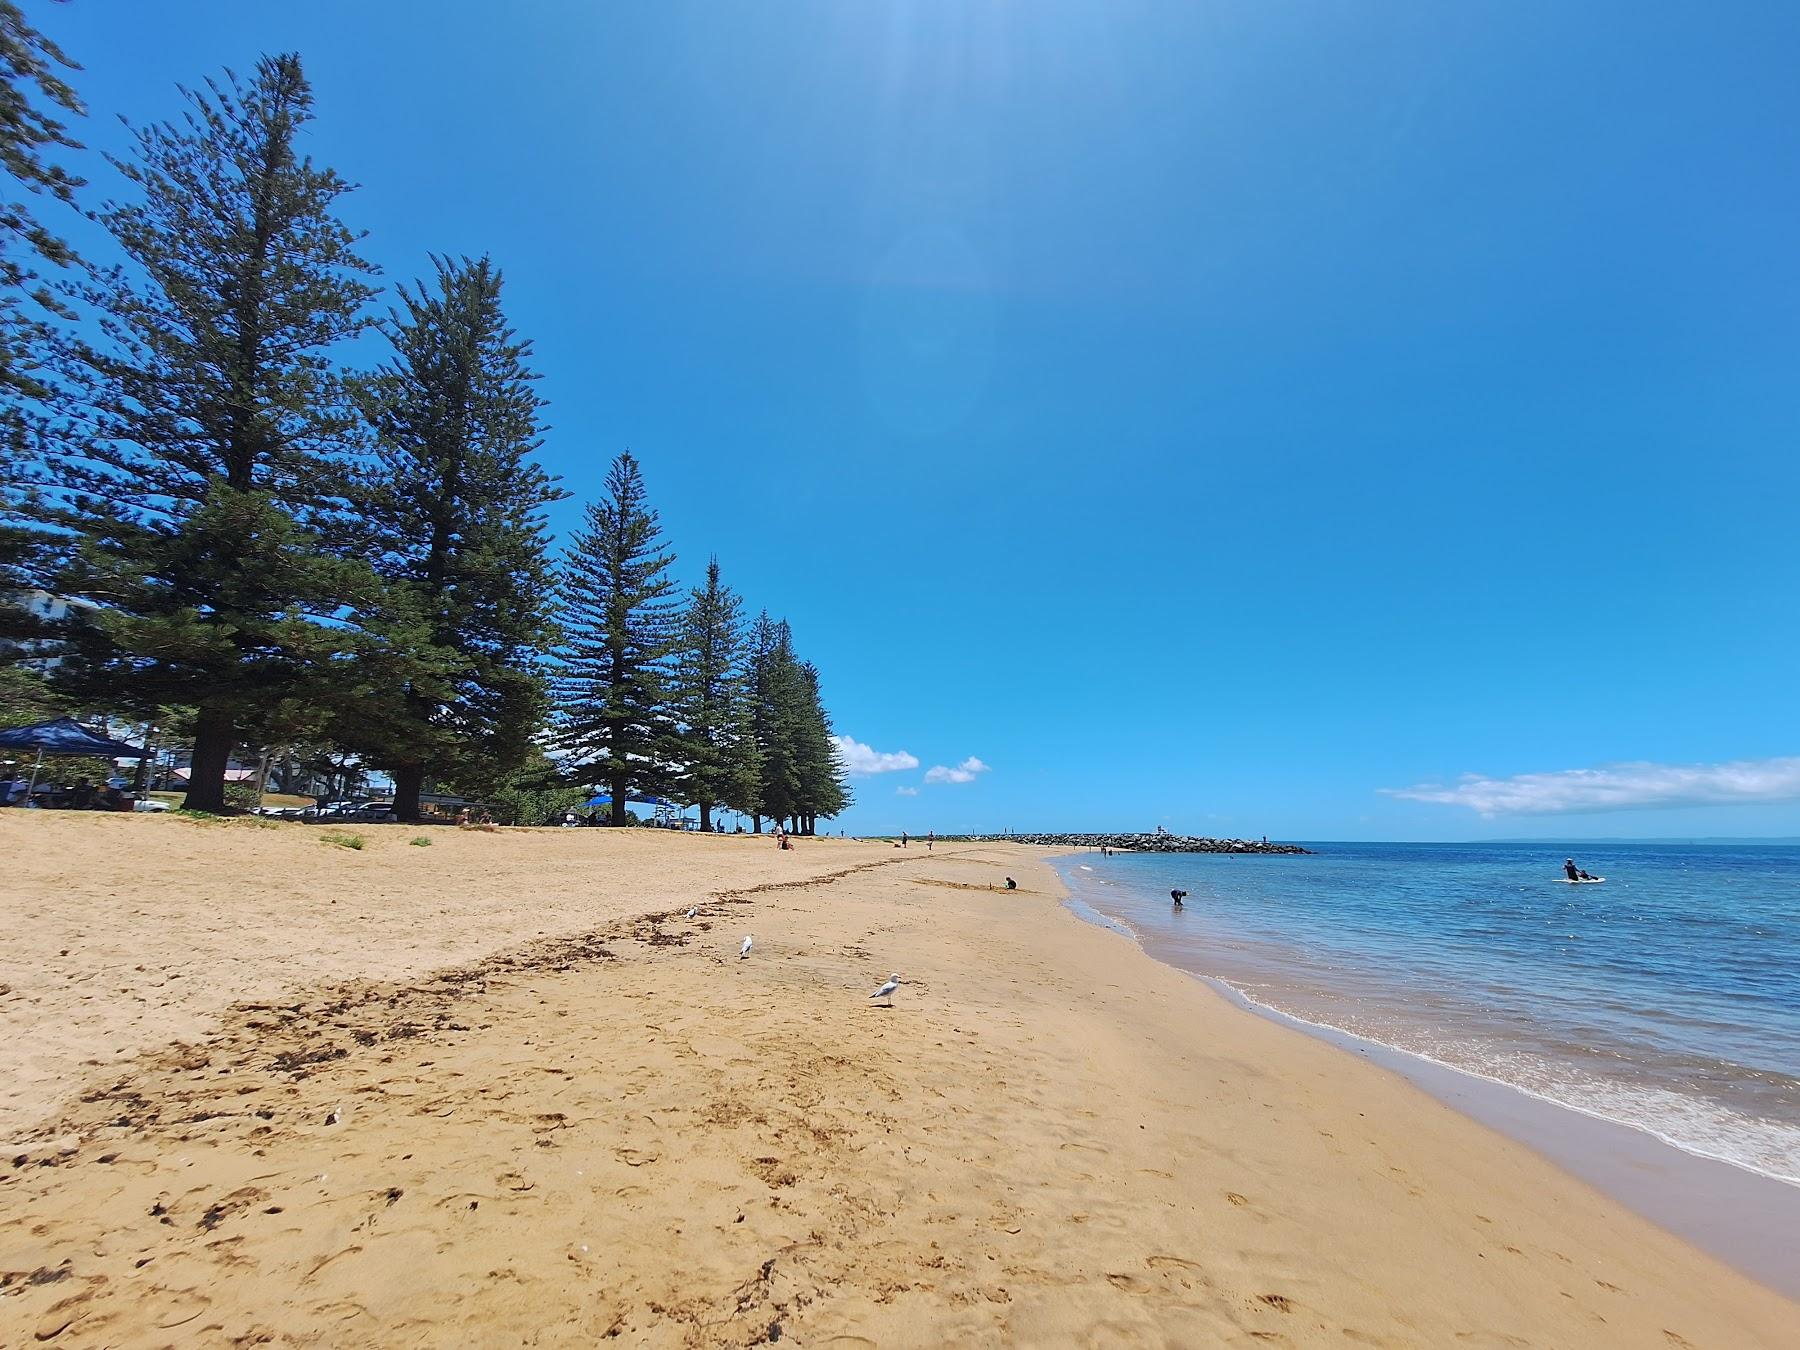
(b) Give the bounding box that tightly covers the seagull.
[686,906,698,919]
[870,973,901,1006]
[740,935,753,959]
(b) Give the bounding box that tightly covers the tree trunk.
[610,775,626,827]
[699,802,712,832]
[394,763,426,823]
[183,706,235,813]
[132,724,155,795]
[252,748,272,808]
[752,813,762,834]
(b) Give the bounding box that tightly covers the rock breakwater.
[963,833,1309,855]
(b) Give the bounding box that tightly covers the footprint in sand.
[1146,1255,1205,1273]
[150,1288,212,1328]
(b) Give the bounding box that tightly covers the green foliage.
[38,53,379,813]
[488,780,589,827]
[0,3,83,308]
[554,451,679,824]
[481,744,589,826]
[0,752,107,788]
[3,45,855,835]
[0,661,66,727]
[747,613,800,827]
[321,831,365,850]
[0,1,82,403]
[0,2,84,592]
[409,835,431,846]
[667,556,759,830]
[340,254,563,821]
[794,659,851,825]
[744,615,850,833]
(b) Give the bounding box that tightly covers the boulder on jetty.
[966,833,1309,855]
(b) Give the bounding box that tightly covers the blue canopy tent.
[0,717,147,801]
[583,792,673,809]
[581,792,699,827]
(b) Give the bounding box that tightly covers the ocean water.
[1054,842,1800,1187]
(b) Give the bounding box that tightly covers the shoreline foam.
[1056,854,1800,1300]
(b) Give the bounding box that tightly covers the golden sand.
[0,814,1792,1346]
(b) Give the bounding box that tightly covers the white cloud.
[831,735,919,777]
[896,786,919,796]
[1381,757,1800,816]
[924,756,991,786]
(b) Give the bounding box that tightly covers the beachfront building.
[0,590,98,672]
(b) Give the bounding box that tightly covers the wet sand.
[1,813,1794,1346]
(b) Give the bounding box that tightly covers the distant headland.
[962,833,1310,855]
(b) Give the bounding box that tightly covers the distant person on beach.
[927,830,934,851]
[1171,889,1188,907]
[901,830,908,848]
[1004,876,1017,890]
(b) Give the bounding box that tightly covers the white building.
[1,590,96,671]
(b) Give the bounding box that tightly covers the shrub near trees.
[2,41,851,831]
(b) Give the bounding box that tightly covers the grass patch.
[169,807,288,830]
[409,835,432,847]
[321,831,366,851]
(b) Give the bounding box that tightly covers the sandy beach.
[1,814,1793,1347]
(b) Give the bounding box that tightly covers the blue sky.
[38,1,1800,838]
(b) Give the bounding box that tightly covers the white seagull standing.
[686,906,698,919]
[870,973,901,1006]
[740,935,754,959]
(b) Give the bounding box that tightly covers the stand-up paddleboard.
[1557,877,1606,884]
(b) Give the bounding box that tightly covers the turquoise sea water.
[1053,842,1800,1186]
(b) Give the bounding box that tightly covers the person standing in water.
[1170,889,1188,907]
